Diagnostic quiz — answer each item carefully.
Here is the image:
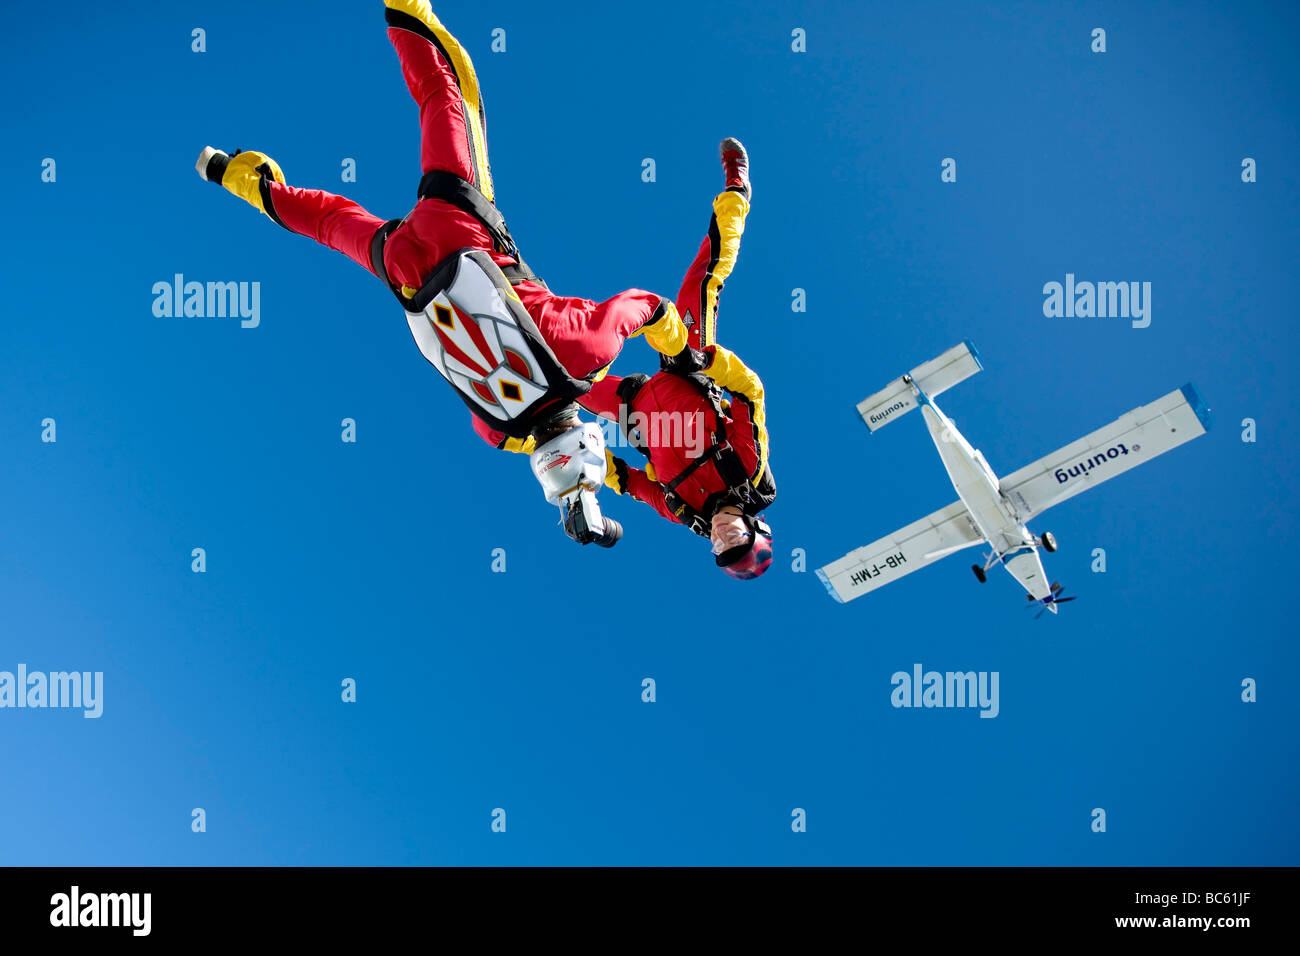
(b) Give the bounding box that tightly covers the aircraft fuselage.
[911,380,1055,608]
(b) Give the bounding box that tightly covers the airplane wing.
[816,501,984,604]
[999,384,1212,521]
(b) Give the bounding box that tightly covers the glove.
[604,449,629,494]
[639,300,689,357]
[500,434,536,455]
[196,146,285,217]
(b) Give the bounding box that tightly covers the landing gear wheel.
[1041,531,1057,553]
[971,564,987,583]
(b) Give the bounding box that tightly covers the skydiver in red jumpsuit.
[584,141,775,580]
[196,0,773,574]
[198,0,691,443]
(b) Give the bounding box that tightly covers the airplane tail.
[856,340,983,432]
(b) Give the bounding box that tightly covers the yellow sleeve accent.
[590,363,611,384]
[706,345,770,475]
[705,345,763,402]
[384,0,493,201]
[701,191,750,344]
[635,300,688,356]
[644,461,658,483]
[400,284,419,299]
[221,151,284,216]
[501,435,536,455]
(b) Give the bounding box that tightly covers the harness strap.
[615,374,651,406]
[681,512,713,537]
[613,369,728,496]
[418,170,513,252]
[662,441,727,495]
[616,368,755,528]
[500,261,542,286]
[669,372,754,505]
[370,219,402,288]
[416,170,544,287]
[660,440,748,538]
[691,372,757,503]
[371,217,542,308]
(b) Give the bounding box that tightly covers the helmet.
[529,420,624,548]
[715,513,773,580]
[529,420,607,505]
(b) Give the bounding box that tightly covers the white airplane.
[816,342,1212,614]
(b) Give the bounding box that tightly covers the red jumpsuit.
[255,3,676,447]
[581,185,775,532]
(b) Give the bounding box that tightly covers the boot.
[720,137,751,199]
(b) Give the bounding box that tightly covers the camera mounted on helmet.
[529,410,623,548]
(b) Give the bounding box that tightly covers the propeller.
[1029,581,1076,619]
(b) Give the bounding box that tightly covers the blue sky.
[0,0,1296,865]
